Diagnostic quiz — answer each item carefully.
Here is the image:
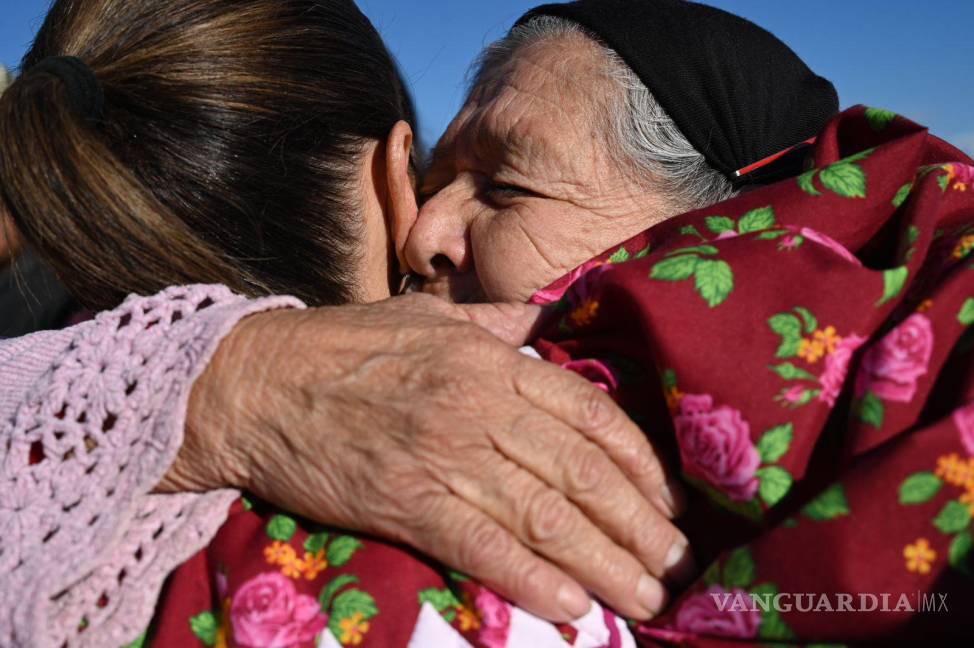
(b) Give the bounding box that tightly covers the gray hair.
[470,16,736,211]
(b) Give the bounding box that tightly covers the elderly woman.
[2,1,973,648]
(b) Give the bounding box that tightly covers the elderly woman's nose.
[405,202,473,277]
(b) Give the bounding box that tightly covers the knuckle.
[632,518,681,570]
[458,519,510,571]
[564,443,611,494]
[525,489,575,545]
[578,385,614,430]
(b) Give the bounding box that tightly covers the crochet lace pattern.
[0,285,302,647]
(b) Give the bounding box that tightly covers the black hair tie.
[28,56,104,122]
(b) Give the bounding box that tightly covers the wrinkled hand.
[164,293,691,622]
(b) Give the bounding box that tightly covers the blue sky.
[3,0,972,154]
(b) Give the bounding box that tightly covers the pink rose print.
[673,586,761,639]
[231,572,328,648]
[799,227,862,266]
[560,358,619,393]
[780,385,807,405]
[475,588,512,648]
[674,394,760,501]
[818,333,867,407]
[953,401,974,456]
[856,313,934,402]
[529,259,606,305]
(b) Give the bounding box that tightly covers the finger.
[511,354,685,517]
[450,456,668,620]
[487,410,693,583]
[449,301,547,347]
[408,492,592,622]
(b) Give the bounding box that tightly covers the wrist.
[159,308,299,493]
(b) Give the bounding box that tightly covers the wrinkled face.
[404,35,673,303]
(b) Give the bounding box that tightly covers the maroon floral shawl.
[142,106,974,647]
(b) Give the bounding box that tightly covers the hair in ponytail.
[0,0,418,309]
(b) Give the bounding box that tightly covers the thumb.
[449,302,552,346]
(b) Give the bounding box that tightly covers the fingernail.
[636,574,666,617]
[557,583,592,619]
[664,541,696,584]
[661,478,686,517]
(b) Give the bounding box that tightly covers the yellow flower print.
[455,604,481,632]
[215,597,231,648]
[952,234,974,260]
[300,549,328,580]
[798,326,841,363]
[665,386,685,413]
[570,299,599,327]
[339,612,370,645]
[916,299,934,313]
[280,558,303,579]
[263,541,297,567]
[904,538,937,574]
[961,489,974,515]
[935,453,974,489]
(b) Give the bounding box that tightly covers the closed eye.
[484,182,537,202]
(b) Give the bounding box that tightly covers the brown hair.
[0,0,418,309]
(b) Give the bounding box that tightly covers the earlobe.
[386,120,419,273]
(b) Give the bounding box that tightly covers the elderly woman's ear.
[384,120,420,274]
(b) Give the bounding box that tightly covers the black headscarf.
[516,0,838,185]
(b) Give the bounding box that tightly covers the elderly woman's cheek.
[473,214,561,303]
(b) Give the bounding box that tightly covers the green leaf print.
[266,514,297,542]
[756,466,793,507]
[768,313,803,358]
[933,501,972,534]
[949,530,973,574]
[759,605,797,641]
[680,224,704,239]
[737,206,776,233]
[665,244,719,257]
[722,547,756,589]
[650,254,699,281]
[877,267,909,306]
[898,472,943,504]
[938,174,950,192]
[758,229,789,240]
[802,483,850,520]
[705,216,736,234]
[189,611,218,647]
[694,259,734,307]
[757,424,793,463]
[857,392,885,428]
[793,306,818,333]
[418,587,461,613]
[304,532,329,554]
[633,244,651,259]
[701,561,720,587]
[798,169,821,196]
[819,162,866,199]
[123,633,147,648]
[329,590,379,641]
[768,362,817,382]
[864,106,897,131]
[320,574,360,611]
[662,368,678,390]
[958,298,974,326]
[608,246,630,264]
[326,536,364,567]
[892,182,913,208]
[332,589,379,620]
